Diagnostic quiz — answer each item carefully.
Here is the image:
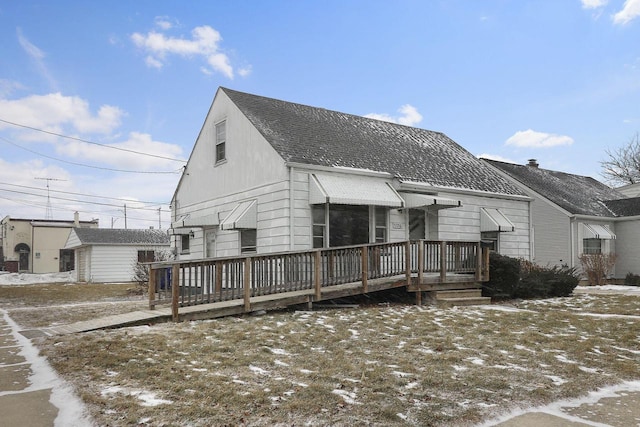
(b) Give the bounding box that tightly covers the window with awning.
[309,174,404,207]
[220,200,257,230]
[399,192,461,209]
[480,208,515,232]
[581,223,616,240]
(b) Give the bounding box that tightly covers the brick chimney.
[527,159,539,168]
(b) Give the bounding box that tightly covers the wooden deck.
[33,240,489,335]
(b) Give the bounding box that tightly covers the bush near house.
[483,253,579,300]
[131,250,175,294]
[578,253,617,286]
[625,272,640,286]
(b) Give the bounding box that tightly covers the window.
[374,207,387,243]
[312,205,326,248]
[215,120,226,163]
[138,250,155,263]
[481,231,499,252]
[409,209,426,240]
[240,229,257,253]
[181,234,190,254]
[329,204,369,247]
[583,238,602,255]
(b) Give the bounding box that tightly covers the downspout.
[289,166,296,251]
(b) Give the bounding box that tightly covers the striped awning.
[220,200,257,230]
[171,213,219,229]
[399,192,461,209]
[309,174,404,207]
[582,223,616,240]
[480,208,515,232]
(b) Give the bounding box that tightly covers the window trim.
[215,120,226,164]
[240,229,257,254]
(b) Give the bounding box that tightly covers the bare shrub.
[131,249,175,294]
[578,253,617,286]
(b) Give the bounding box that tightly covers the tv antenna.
[34,177,67,220]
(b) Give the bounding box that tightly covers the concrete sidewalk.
[0,309,92,427]
[482,383,640,426]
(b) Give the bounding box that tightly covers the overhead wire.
[0,117,187,163]
[0,136,183,174]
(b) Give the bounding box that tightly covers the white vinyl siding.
[530,197,571,266]
[86,245,168,283]
[613,219,640,277]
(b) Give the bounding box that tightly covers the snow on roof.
[484,159,628,217]
[71,228,170,246]
[221,87,526,197]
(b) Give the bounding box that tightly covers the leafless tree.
[601,132,640,185]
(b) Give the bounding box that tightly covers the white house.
[484,158,640,278]
[171,88,532,261]
[64,228,170,283]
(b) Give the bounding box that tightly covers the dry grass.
[3,283,639,426]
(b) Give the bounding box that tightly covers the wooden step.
[432,289,482,299]
[434,296,491,308]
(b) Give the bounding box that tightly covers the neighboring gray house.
[64,228,170,283]
[484,158,640,278]
[171,87,533,260]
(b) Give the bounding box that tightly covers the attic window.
[215,120,226,163]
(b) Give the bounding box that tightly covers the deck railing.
[148,240,489,320]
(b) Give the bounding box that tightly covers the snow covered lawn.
[30,286,640,427]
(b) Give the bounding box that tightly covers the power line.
[0,187,170,212]
[0,181,170,205]
[0,136,183,174]
[0,117,187,163]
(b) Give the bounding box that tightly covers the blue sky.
[1,0,639,229]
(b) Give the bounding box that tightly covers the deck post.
[314,250,322,301]
[483,247,490,281]
[416,290,422,306]
[215,261,223,299]
[148,265,156,310]
[417,240,424,287]
[475,242,482,281]
[440,241,447,282]
[171,264,179,322]
[244,257,251,312]
[404,241,411,285]
[361,247,368,293]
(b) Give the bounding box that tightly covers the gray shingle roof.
[73,228,169,245]
[221,88,526,196]
[484,159,627,217]
[602,197,640,217]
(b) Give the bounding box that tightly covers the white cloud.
[0,79,25,98]
[16,28,58,91]
[581,0,608,9]
[131,24,238,78]
[613,0,640,24]
[505,129,574,148]
[154,16,174,31]
[0,93,124,135]
[61,131,184,171]
[365,104,423,126]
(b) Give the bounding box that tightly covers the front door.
[205,229,216,258]
[19,251,29,271]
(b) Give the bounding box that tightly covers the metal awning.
[220,200,257,230]
[480,208,515,232]
[399,192,461,209]
[582,223,616,240]
[171,213,219,229]
[309,174,404,207]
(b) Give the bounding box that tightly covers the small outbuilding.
[64,228,170,283]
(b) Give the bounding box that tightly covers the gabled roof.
[602,197,640,217]
[484,159,626,217]
[72,228,169,246]
[221,88,525,196]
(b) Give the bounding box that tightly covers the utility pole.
[124,204,128,229]
[34,177,67,220]
[158,207,162,229]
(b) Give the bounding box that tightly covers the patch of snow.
[332,389,358,405]
[545,375,567,386]
[268,347,290,355]
[274,359,289,367]
[130,390,173,407]
[0,271,76,285]
[249,365,270,375]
